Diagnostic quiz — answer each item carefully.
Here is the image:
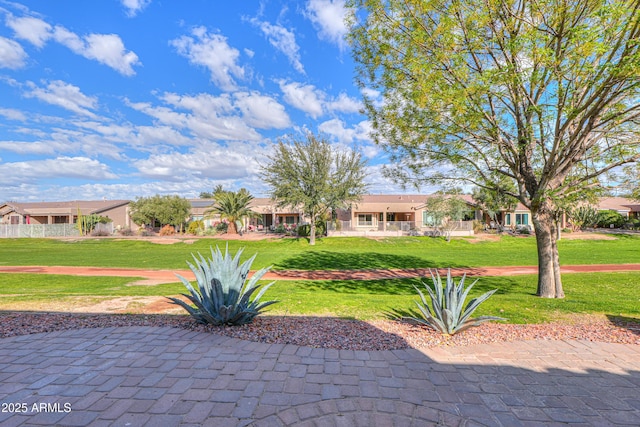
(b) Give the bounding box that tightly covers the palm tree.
[204,188,256,234]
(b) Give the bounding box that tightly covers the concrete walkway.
[1,327,639,426]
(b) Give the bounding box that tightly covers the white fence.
[0,223,114,238]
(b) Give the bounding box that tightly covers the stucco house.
[332,194,479,235]
[0,200,135,230]
[596,197,640,219]
[188,198,304,231]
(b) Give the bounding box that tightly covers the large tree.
[129,195,191,231]
[260,133,368,245]
[349,0,640,298]
[205,188,256,235]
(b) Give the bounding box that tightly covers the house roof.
[0,200,131,216]
[188,198,301,215]
[597,197,640,213]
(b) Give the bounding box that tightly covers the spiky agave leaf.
[404,268,505,335]
[166,245,278,326]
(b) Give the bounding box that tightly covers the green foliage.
[472,182,518,231]
[215,222,229,233]
[405,269,505,335]
[129,195,191,229]
[77,214,111,235]
[424,193,472,241]
[349,0,640,298]
[597,210,626,228]
[205,188,255,234]
[567,205,599,230]
[167,246,278,326]
[261,132,368,245]
[297,220,327,237]
[187,220,205,235]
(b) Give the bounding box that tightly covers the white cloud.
[278,80,324,118]
[79,34,140,76]
[0,36,27,69]
[249,18,304,74]
[5,15,52,48]
[128,93,263,141]
[327,92,361,114]
[0,140,58,155]
[134,145,259,181]
[305,0,348,51]
[24,80,98,118]
[121,0,151,17]
[0,108,27,121]
[0,156,118,182]
[5,13,140,75]
[277,80,359,118]
[233,92,291,129]
[318,118,372,145]
[171,27,245,91]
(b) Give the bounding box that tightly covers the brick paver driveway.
[1,327,639,426]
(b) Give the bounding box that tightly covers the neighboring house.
[334,194,479,235]
[188,198,304,231]
[0,200,135,230]
[502,202,534,229]
[492,196,640,230]
[596,197,640,219]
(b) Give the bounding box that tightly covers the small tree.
[424,193,471,241]
[129,195,191,231]
[205,188,255,235]
[260,133,368,245]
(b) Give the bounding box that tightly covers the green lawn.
[1,271,638,324]
[0,235,638,324]
[0,234,638,270]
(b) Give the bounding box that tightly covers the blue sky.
[0,0,423,202]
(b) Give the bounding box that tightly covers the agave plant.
[167,245,277,326]
[406,269,505,335]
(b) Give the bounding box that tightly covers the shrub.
[405,269,505,335]
[215,222,228,233]
[159,224,176,236]
[187,220,205,235]
[90,228,110,236]
[567,205,599,230]
[137,226,153,236]
[596,210,625,228]
[167,245,278,326]
[297,220,327,237]
[274,224,286,234]
[118,227,134,236]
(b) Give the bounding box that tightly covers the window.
[515,213,529,226]
[357,214,373,226]
[505,213,511,226]
[422,211,436,226]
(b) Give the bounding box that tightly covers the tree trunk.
[309,216,316,245]
[227,220,237,235]
[531,208,565,298]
